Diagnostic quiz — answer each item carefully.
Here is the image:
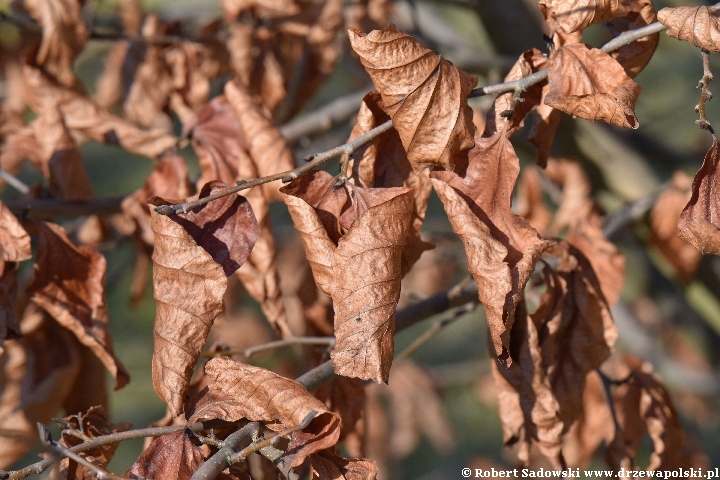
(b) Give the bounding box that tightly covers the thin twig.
[394,301,477,363]
[280,90,369,143]
[227,411,317,464]
[190,423,261,480]
[0,169,30,195]
[596,369,622,435]
[200,336,335,359]
[696,49,715,135]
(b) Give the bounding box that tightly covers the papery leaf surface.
[658,6,720,53]
[127,430,205,480]
[310,450,378,480]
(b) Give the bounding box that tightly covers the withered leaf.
[492,243,617,467]
[55,406,132,480]
[315,376,366,444]
[282,173,414,382]
[650,172,701,280]
[515,166,552,235]
[127,430,205,480]
[187,357,341,470]
[431,131,552,365]
[485,49,549,138]
[225,80,296,202]
[539,0,632,35]
[348,24,476,171]
[658,6,720,53]
[310,450,378,480]
[0,201,31,343]
[26,222,129,389]
[610,0,658,79]
[528,89,562,168]
[545,44,641,129]
[21,0,88,90]
[348,91,434,275]
[149,182,257,416]
[678,138,720,255]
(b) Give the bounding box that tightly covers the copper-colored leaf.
[315,376,366,444]
[187,357,341,469]
[492,243,617,467]
[678,138,720,255]
[610,1,658,79]
[21,0,88,90]
[127,430,205,480]
[515,166,552,235]
[651,172,701,280]
[149,182,258,416]
[545,44,641,129]
[485,49,549,138]
[348,24,476,171]
[528,87,562,168]
[310,450,378,480]
[348,91,434,275]
[55,406,132,480]
[0,201,31,343]
[658,6,720,53]
[431,131,552,365]
[225,80,295,202]
[26,222,129,389]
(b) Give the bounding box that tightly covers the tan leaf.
[515,166,552,235]
[485,49,549,138]
[26,222,129,389]
[609,0,658,79]
[225,80,296,202]
[315,376,366,444]
[528,87,562,168]
[187,356,341,469]
[492,243,617,467]
[348,24,476,171]
[0,305,81,468]
[678,138,720,255]
[310,450,378,480]
[545,158,625,305]
[431,131,552,365]
[221,0,300,19]
[127,430,205,480]
[149,182,258,416]
[545,44,641,129]
[0,201,31,343]
[21,0,88,90]
[658,6,720,53]
[55,406,132,480]
[348,91,434,275]
[650,172,701,280]
[23,64,178,159]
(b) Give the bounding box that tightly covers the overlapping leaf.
[310,450,378,480]
[149,182,258,416]
[545,44,641,129]
[539,0,634,34]
[678,138,720,255]
[492,242,617,467]
[348,24,476,171]
[26,221,129,389]
[187,357,341,469]
[431,131,552,365]
[0,201,31,345]
[127,430,205,480]
[282,172,413,382]
[658,6,720,53]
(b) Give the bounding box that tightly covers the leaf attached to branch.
[658,6,720,53]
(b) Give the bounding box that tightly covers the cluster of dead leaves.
[0,0,716,477]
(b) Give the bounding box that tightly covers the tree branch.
[200,336,335,359]
[189,422,260,480]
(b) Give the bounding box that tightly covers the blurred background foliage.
[2,0,720,477]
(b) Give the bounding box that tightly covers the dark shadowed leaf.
[127,430,205,480]
[310,449,378,480]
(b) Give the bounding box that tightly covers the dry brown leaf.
[658,6,720,53]
[127,430,205,480]
[225,80,296,202]
[528,90,562,168]
[539,0,633,34]
[283,173,413,382]
[310,450,378,480]
[315,376,366,444]
[485,49,549,138]
[545,158,625,305]
[54,406,132,480]
[678,138,720,255]
[348,24,476,171]
[650,172,701,281]
[493,242,617,467]
[149,182,258,416]
[515,166,552,235]
[609,1,658,79]
[187,357,341,470]
[0,201,31,344]
[221,0,300,19]
[23,64,178,159]
[26,221,129,389]
[21,0,88,90]
[348,91,434,275]
[431,131,552,365]
[0,304,81,468]
[545,44,641,129]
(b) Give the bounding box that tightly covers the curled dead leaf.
[0,201,31,343]
[127,430,205,480]
[149,182,258,416]
[310,449,378,480]
[545,44,641,129]
[658,6,720,53]
[348,24,476,171]
[187,356,341,470]
[539,0,634,34]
